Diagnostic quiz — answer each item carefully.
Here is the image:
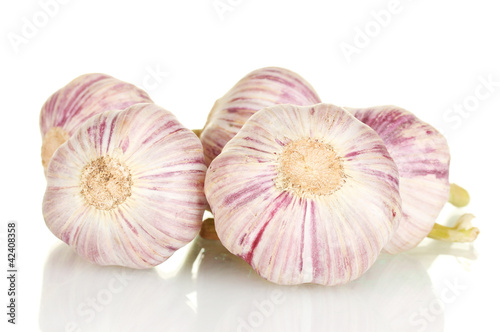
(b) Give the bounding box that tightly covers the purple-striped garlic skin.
[40,73,152,170]
[200,67,321,165]
[42,103,207,269]
[347,106,450,254]
[205,103,402,286]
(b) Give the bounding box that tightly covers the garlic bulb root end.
[448,183,470,207]
[428,214,479,242]
[274,138,345,197]
[80,154,132,210]
[41,127,69,170]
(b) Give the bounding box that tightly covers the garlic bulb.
[200,67,321,165]
[40,73,152,171]
[42,103,207,268]
[205,103,402,285]
[347,105,478,253]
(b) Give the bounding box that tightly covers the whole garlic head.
[40,73,152,171]
[42,103,207,268]
[200,67,321,165]
[205,103,402,285]
[347,105,451,253]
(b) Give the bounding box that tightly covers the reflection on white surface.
[40,238,448,332]
[39,244,196,332]
[188,238,443,332]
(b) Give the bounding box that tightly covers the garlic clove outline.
[346,105,478,253]
[42,103,207,269]
[200,67,321,165]
[40,73,152,172]
[205,103,402,285]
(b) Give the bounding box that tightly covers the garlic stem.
[448,183,470,207]
[199,218,219,240]
[192,129,202,137]
[427,214,479,242]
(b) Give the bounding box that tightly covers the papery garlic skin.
[200,67,321,165]
[205,103,401,286]
[40,73,152,170]
[347,106,450,254]
[43,103,207,269]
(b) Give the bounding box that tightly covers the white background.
[1,0,500,331]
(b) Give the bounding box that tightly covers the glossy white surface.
[1,0,500,331]
[38,236,484,332]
